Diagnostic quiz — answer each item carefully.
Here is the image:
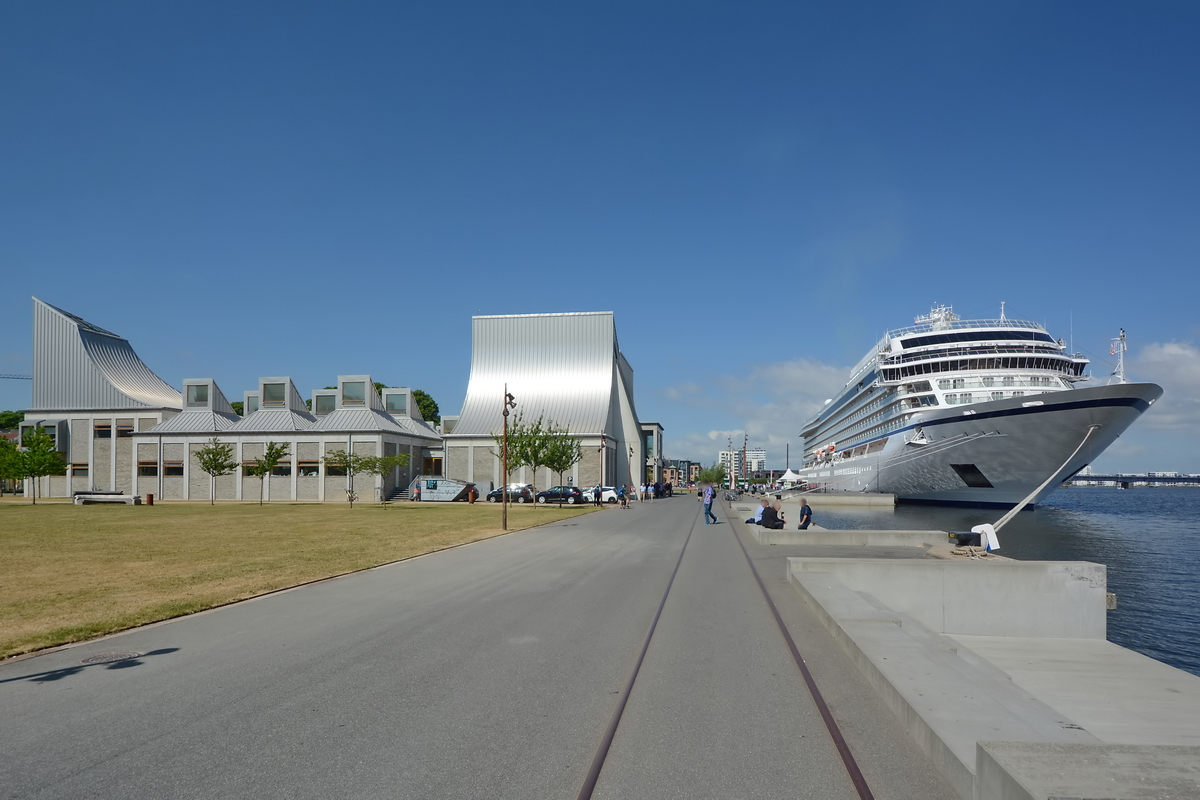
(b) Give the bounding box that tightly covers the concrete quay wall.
[784,531,1200,800]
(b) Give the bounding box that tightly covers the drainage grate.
[81,652,142,665]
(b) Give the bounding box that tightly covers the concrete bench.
[73,494,141,505]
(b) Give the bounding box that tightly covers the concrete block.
[976,741,1200,800]
[789,557,1108,639]
[752,528,947,547]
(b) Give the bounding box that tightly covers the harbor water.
[812,487,1200,677]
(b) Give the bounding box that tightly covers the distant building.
[641,422,664,484]
[442,312,644,490]
[718,449,742,478]
[746,448,766,473]
[20,298,440,501]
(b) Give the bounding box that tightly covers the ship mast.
[1110,328,1127,383]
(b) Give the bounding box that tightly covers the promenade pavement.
[1,495,955,800]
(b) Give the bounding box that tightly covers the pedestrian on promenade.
[746,499,769,525]
[618,485,627,509]
[593,485,602,506]
[797,500,812,530]
[413,483,421,501]
[702,483,718,525]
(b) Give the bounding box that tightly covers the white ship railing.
[883,317,1046,340]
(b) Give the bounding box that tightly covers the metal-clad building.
[443,312,645,489]
[23,299,443,502]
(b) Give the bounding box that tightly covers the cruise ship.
[797,306,1163,507]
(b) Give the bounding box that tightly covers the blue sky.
[2,1,1198,471]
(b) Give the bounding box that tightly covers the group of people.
[744,498,812,530]
[594,481,676,509]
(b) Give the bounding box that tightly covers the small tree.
[0,410,24,429]
[544,427,583,506]
[0,437,20,496]
[246,441,289,506]
[492,412,557,499]
[194,438,239,505]
[358,453,412,505]
[696,462,728,487]
[17,426,67,504]
[324,448,370,508]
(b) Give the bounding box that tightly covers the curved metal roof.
[30,298,182,411]
[451,312,628,437]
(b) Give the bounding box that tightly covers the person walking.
[702,483,718,525]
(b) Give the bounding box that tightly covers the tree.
[0,410,24,429]
[17,426,67,504]
[696,462,728,487]
[194,438,238,505]
[0,437,19,496]
[543,428,583,506]
[246,441,289,506]
[412,389,439,424]
[492,412,556,498]
[230,401,244,416]
[323,448,372,508]
[357,453,412,505]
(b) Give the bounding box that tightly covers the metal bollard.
[146,493,154,506]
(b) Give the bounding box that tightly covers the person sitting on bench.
[746,499,769,525]
[759,502,785,530]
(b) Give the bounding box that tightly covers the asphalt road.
[1,496,957,799]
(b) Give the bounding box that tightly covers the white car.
[587,486,619,504]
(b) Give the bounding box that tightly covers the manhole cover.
[81,652,141,665]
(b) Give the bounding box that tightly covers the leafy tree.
[230,401,244,416]
[544,428,583,505]
[0,437,19,496]
[246,441,289,506]
[17,426,67,504]
[357,453,411,505]
[696,462,728,487]
[194,438,238,505]
[323,448,371,508]
[412,389,439,424]
[492,412,556,498]
[0,410,24,429]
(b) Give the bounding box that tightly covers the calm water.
[812,488,1200,677]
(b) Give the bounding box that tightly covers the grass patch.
[0,500,597,658]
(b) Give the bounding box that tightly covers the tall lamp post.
[502,385,517,531]
[597,433,608,489]
[627,444,634,492]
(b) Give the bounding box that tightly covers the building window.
[262,384,286,407]
[342,381,366,406]
[164,462,184,477]
[94,422,112,439]
[242,460,258,475]
[72,463,89,477]
[442,418,456,434]
[315,394,335,415]
[385,393,406,413]
[138,461,158,477]
[247,396,260,415]
[116,420,134,438]
[325,465,347,477]
[271,464,292,477]
[298,461,320,477]
[187,384,209,407]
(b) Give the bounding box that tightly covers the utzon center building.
[18,299,649,501]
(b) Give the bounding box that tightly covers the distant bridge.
[1067,474,1200,488]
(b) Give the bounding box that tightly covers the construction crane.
[1,374,32,380]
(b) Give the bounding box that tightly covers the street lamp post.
[597,433,608,489]
[502,385,516,531]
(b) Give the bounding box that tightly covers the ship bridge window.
[902,330,1055,349]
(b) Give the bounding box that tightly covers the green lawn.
[0,500,598,659]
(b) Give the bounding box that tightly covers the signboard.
[412,477,473,502]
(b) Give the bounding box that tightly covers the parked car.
[486,484,534,503]
[580,486,619,503]
[535,485,586,504]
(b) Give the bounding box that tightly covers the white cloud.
[1130,341,1200,434]
[663,357,853,464]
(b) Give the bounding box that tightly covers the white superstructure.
[798,306,1162,507]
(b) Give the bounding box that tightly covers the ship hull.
[798,383,1162,508]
